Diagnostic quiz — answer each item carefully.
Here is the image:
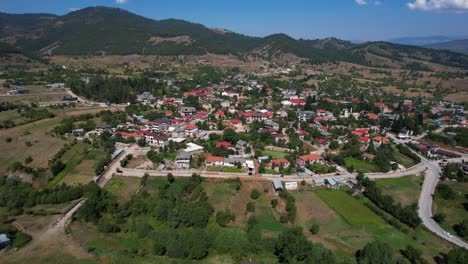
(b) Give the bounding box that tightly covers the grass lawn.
[105,177,141,202]
[255,205,287,233]
[202,179,237,211]
[48,143,104,187]
[263,168,279,175]
[223,167,243,173]
[433,181,468,237]
[47,157,82,188]
[262,149,289,159]
[392,146,417,168]
[316,189,384,225]
[376,175,423,206]
[312,189,454,260]
[344,157,377,173]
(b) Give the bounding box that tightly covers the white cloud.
[355,0,382,6]
[116,0,128,4]
[407,0,468,11]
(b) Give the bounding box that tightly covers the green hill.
[2,6,468,69]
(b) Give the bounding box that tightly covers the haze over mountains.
[387,36,468,55]
[1,6,468,69]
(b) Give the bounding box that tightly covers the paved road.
[118,162,426,182]
[387,133,468,249]
[418,156,468,249]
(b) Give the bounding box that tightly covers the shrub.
[433,213,445,223]
[437,184,456,200]
[271,199,278,208]
[246,202,255,213]
[250,189,262,200]
[309,224,320,234]
[5,137,12,143]
[24,156,33,164]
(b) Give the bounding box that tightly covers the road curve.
[386,132,468,249]
[418,156,468,249]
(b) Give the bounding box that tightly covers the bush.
[250,189,262,200]
[279,215,289,223]
[24,156,33,164]
[454,219,468,239]
[309,224,320,234]
[246,202,255,213]
[271,199,278,208]
[5,137,12,143]
[216,209,236,227]
[437,184,456,200]
[433,213,445,223]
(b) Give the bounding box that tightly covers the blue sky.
[1,0,468,41]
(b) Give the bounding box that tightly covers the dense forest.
[69,76,166,104]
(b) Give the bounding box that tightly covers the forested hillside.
[2,7,468,69]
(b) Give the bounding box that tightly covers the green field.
[262,149,289,159]
[311,189,454,260]
[316,189,384,225]
[344,157,377,173]
[433,181,468,236]
[376,175,422,206]
[392,146,417,168]
[48,143,106,187]
[255,206,287,232]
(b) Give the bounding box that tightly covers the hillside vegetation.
[1,7,468,69]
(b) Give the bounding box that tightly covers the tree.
[223,129,240,144]
[357,241,395,264]
[137,137,146,147]
[250,189,262,200]
[309,224,320,234]
[443,248,468,264]
[454,219,468,239]
[216,209,236,227]
[246,202,255,213]
[167,173,175,184]
[49,160,65,176]
[275,227,335,264]
[329,141,339,150]
[433,212,445,223]
[401,245,424,264]
[437,184,456,200]
[271,199,278,208]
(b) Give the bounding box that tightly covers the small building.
[205,156,225,167]
[272,179,283,192]
[0,234,11,249]
[313,178,325,186]
[175,151,192,169]
[246,160,255,175]
[296,153,324,167]
[156,164,166,172]
[285,182,298,190]
[112,148,125,160]
[183,143,204,154]
[325,178,336,187]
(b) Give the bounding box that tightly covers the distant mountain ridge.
[388,36,459,46]
[2,6,468,69]
[426,39,468,55]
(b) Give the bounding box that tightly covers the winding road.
[418,156,468,249]
[387,133,468,249]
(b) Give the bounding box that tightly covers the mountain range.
[1,6,468,69]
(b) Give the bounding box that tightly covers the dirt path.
[2,200,92,263]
